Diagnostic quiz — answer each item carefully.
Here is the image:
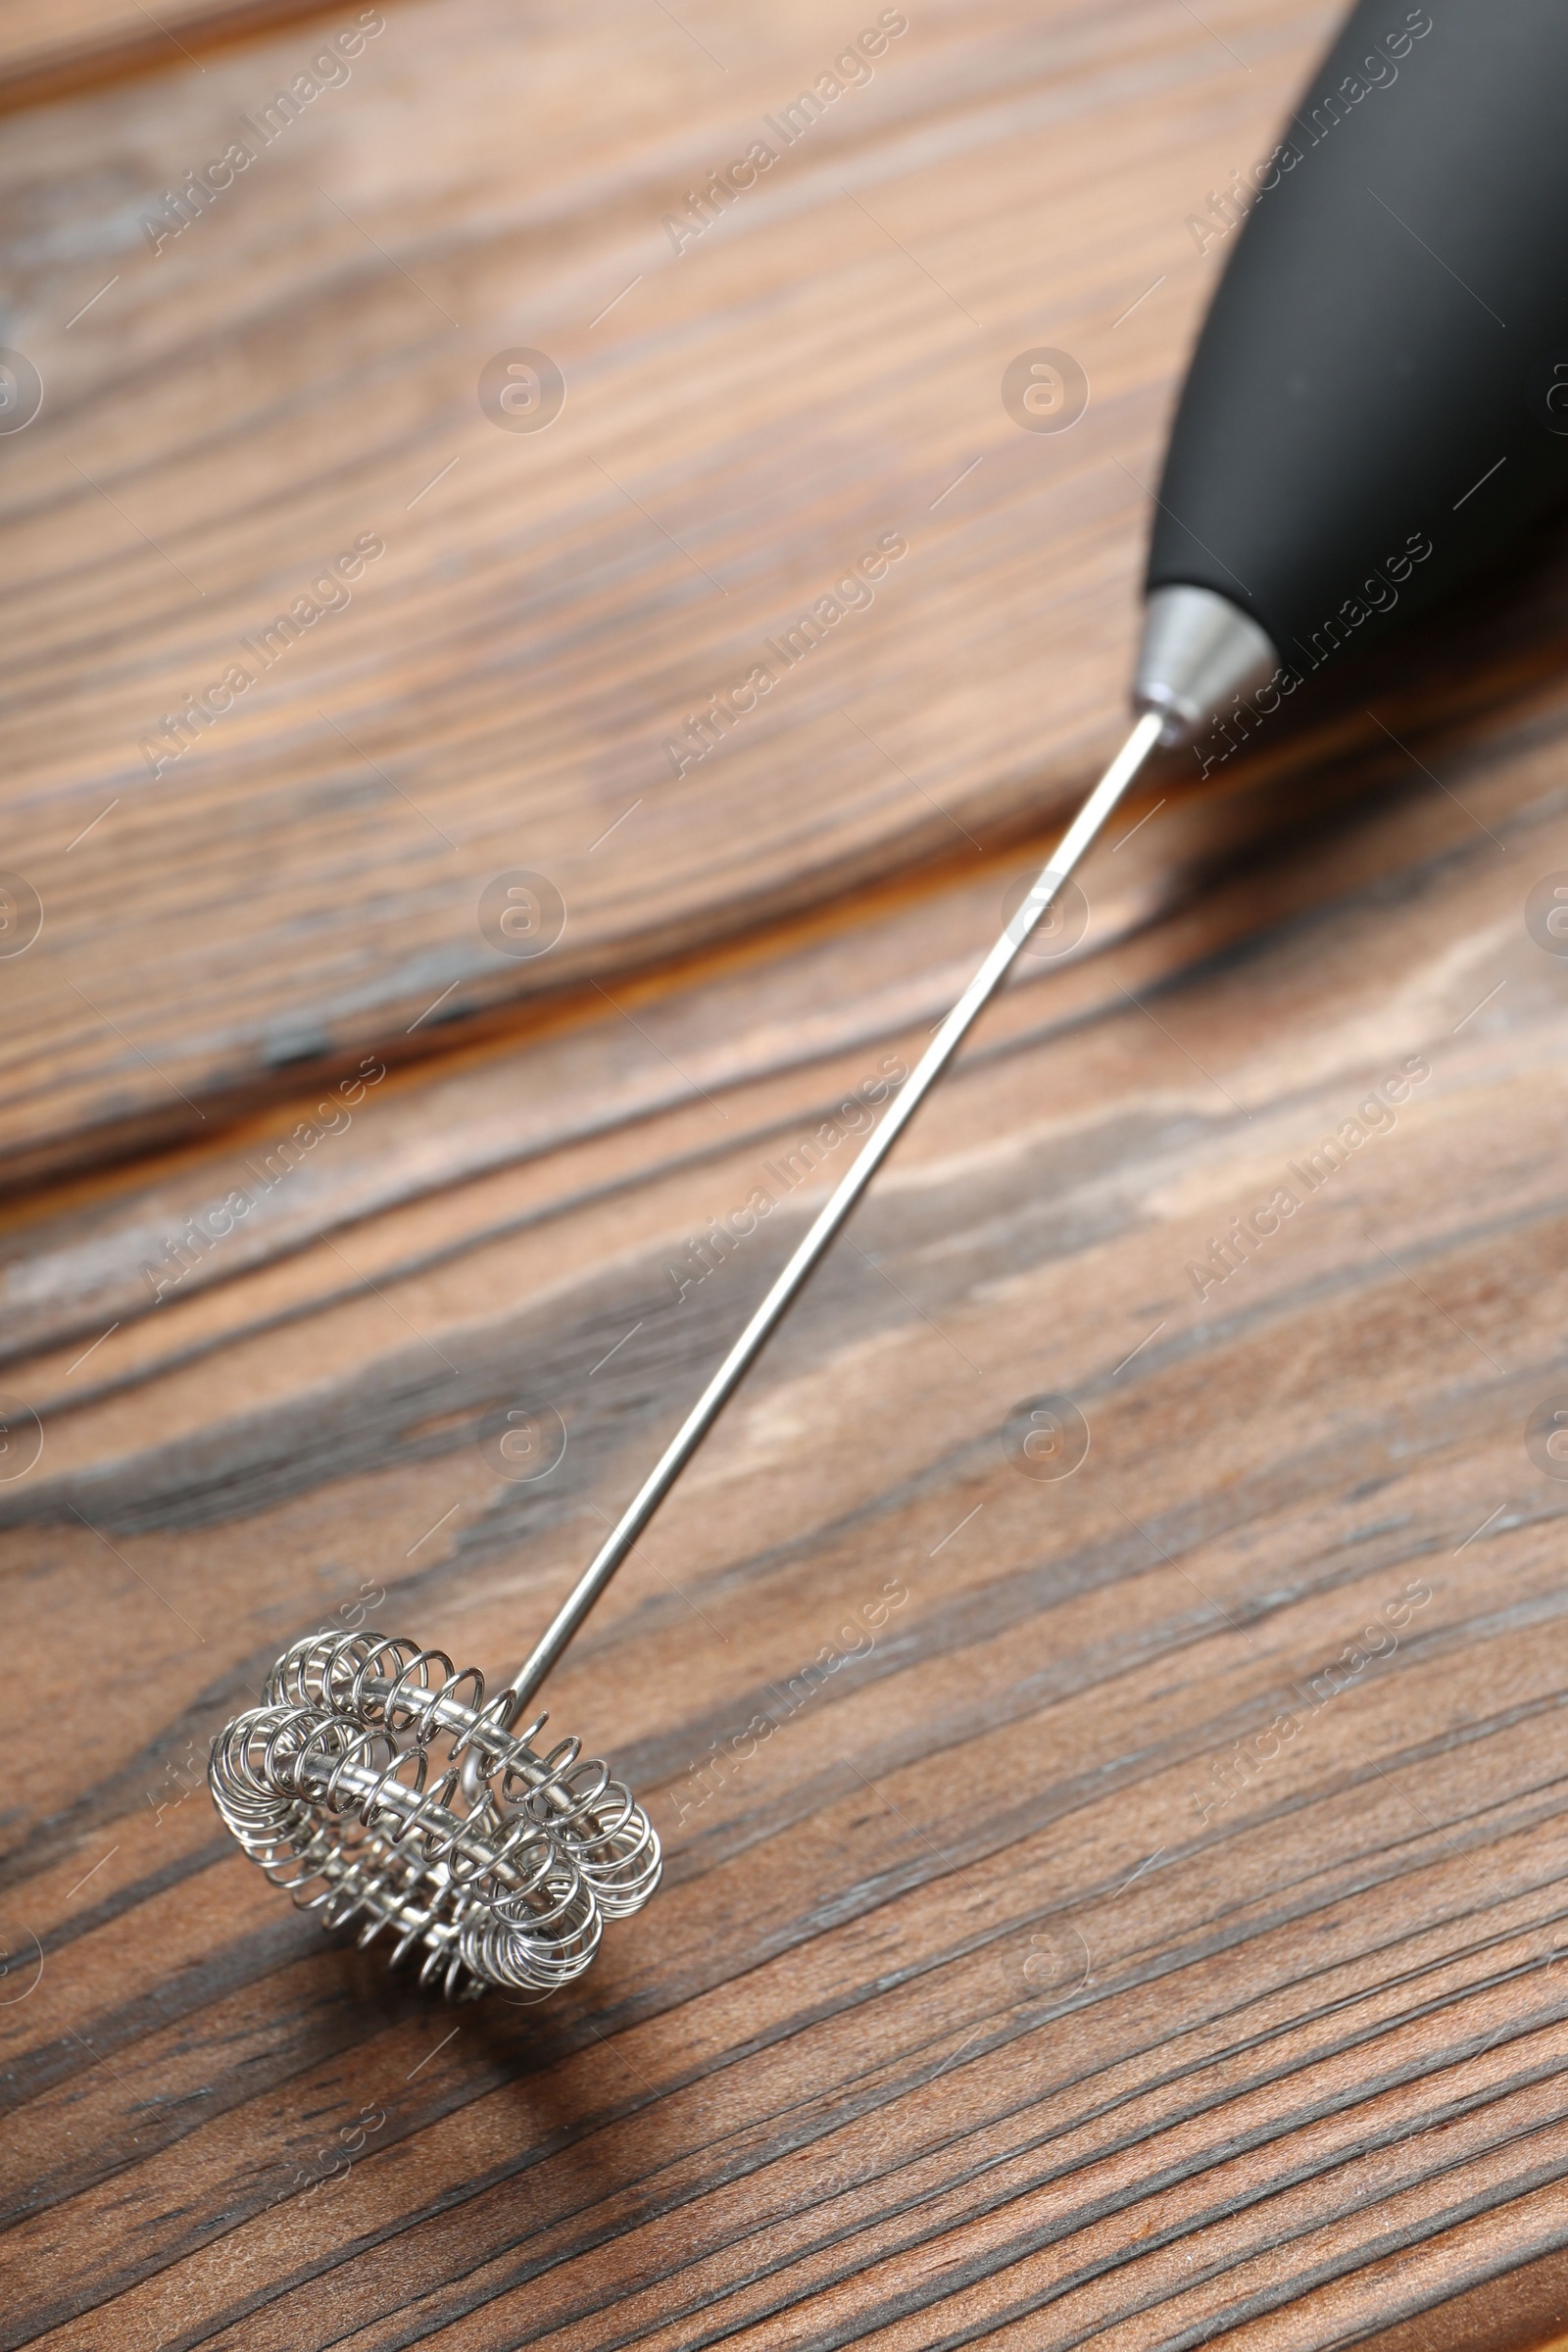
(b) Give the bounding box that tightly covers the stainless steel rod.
[502,711,1164,1717]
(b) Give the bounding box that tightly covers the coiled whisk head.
[208,1630,661,2000]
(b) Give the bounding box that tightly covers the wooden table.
[6,0,1568,2342]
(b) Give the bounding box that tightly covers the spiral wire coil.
[209,1631,661,1999]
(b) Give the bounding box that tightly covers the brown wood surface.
[0,0,1390,1187]
[6,0,1568,2346]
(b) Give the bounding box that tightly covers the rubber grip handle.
[1147,0,1568,667]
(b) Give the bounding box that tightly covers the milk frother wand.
[210,0,1568,1998]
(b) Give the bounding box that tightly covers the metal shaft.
[502,711,1163,1717]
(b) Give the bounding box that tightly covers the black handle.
[1147,0,1568,670]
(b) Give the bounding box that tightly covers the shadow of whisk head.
[208,1631,661,2001]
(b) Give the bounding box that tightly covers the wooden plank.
[6,659,1568,2341]
[8,0,1566,1190]
[0,0,1375,1186]
[0,709,1455,1374]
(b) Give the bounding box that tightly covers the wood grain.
[0,0,1362,1185]
[8,0,1568,2345]
[8,667,1568,2344]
